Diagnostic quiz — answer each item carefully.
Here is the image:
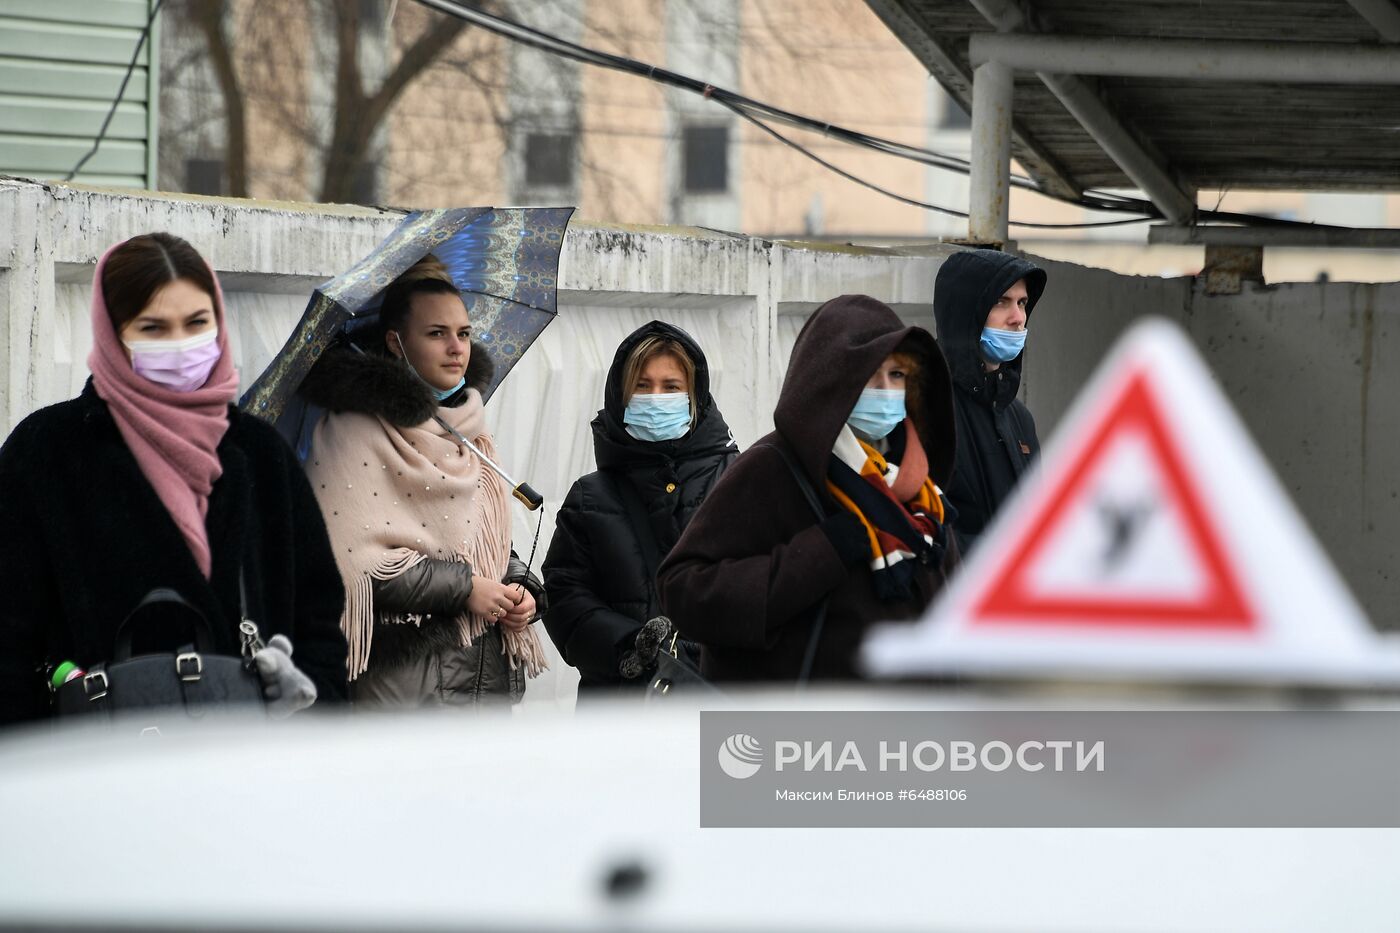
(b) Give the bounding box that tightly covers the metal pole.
[969,60,1013,244]
[1037,74,1195,225]
[432,414,544,511]
[1148,224,1400,249]
[969,33,1400,84]
[966,0,1196,225]
[1346,0,1400,41]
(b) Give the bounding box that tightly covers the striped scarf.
[826,421,950,602]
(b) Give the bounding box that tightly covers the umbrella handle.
[430,414,545,513]
[512,482,544,511]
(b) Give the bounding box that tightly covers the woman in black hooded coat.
[543,321,738,693]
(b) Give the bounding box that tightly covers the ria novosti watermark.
[700,710,1400,828]
[760,735,1105,774]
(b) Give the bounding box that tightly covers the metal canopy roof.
[868,0,1400,199]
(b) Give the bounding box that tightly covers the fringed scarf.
[305,389,547,680]
[827,420,950,602]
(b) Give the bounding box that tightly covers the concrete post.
[969,60,1013,245]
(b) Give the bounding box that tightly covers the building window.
[940,98,971,130]
[682,124,728,193]
[524,132,575,188]
[185,158,225,196]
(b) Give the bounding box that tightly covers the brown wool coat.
[656,295,959,682]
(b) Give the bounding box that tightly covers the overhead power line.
[411,0,1159,228]
[411,0,1396,238]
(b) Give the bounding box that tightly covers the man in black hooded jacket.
[933,249,1048,555]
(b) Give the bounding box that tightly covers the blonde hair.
[621,336,699,425]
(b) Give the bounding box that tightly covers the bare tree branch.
[365,11,470,126]
[320,2,470,202]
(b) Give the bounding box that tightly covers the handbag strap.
[606,471,663,619]
[111,567,256,664]
[112,588,216,661]
[761,440,831,686]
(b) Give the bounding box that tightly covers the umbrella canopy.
[240,206,573,450]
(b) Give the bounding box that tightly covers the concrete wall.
[2,177,1396,709]
[1024,254,1400,635]
[1180,280,1400,637]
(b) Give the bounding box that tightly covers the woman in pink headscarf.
[0,232,348,724]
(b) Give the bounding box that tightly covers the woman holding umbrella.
[542,322,738,695]
[0,232,348,723]
[300,256,548,708]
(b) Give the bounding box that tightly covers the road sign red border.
[971,366,1256,630]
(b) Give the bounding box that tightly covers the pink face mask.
[122,327,223,392]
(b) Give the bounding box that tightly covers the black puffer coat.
[542,322,738,691]
[0,383,349,724]
[934,249,1047,555]
[298,342,545,707]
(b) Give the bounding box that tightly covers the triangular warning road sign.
[974,367,1255,630]
[863,318,1400,687]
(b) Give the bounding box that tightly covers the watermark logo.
[718,733,764,779]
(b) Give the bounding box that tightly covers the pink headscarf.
[87,239,241,579]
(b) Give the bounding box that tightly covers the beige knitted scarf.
[306,389,547,680]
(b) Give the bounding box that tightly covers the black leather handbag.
[53,586,266,724]
[648,617,723,699]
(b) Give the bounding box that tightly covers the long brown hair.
[890,344,923,430]
[101,233,219,332]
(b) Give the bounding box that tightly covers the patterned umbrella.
[240,206,573,450]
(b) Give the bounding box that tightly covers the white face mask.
[122,327,222,392]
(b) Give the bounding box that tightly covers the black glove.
[618,616,675,680]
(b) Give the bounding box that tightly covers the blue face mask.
[395,332,467,402]
[848,388,906,440]
[624,392,692,442]
[431,377,466,401]
[980,326,1027,363]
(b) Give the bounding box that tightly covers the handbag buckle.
[82,670,108,701]
[175,652,203,682]
[652,677,673,696]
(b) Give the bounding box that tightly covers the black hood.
[933,249,1046,403]
[773,294,956,490]
[297,339,495,427]
[592,321,734,471]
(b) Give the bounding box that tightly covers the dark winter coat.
[0,382,349,724]
[934,249,1047,555]
[657,295,958,683]
[298,341,545,706]
[543,321,738,691]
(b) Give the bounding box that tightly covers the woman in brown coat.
[656,294,959,682]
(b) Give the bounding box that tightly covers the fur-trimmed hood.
[297,341,495,427]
